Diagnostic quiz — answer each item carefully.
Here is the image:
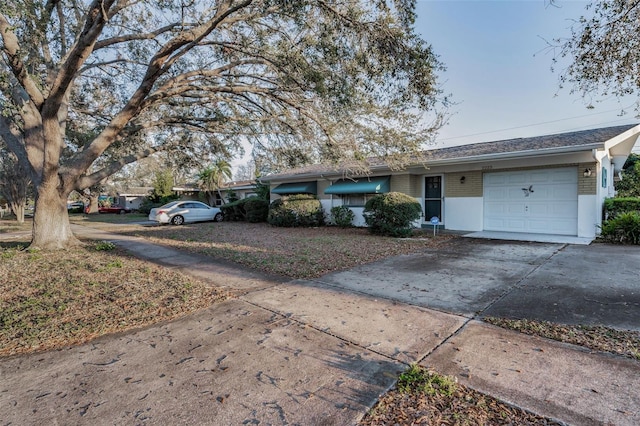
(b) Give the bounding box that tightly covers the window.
[342,194,375,207]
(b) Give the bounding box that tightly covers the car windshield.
[159,201,180,209]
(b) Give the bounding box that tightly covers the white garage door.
[483,167,578,235]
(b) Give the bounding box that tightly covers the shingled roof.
[422,124,637,161]
[265,124,639,180]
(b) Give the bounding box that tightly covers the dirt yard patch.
[0,241,227,356]
[117,221,457,278]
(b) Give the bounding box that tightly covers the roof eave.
[265,144,604,181]
[424,143,604,166]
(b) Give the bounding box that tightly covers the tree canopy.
[0,0,447,249]
[554,0,640,110]
[615,153,640,197]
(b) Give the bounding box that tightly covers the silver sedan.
[148,200,223,225]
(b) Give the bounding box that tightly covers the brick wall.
[578,162,597,195]
[390,175,411,195]
[444,171,482,197]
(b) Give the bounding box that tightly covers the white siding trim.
[444,197,484,232]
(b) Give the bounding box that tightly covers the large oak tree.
[0,0,446,249]
[555,0,640,109]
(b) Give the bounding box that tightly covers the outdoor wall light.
[460,176,466,184]
[583,168,592,177]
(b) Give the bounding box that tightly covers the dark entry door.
[424,176,442,222]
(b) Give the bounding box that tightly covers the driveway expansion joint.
[307,277,470,319]
[238,294,409,366]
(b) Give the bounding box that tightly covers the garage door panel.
[484,187,506,198]
[530,173,552,183]
[483,167,578,236]
[506,219,527,230]
[485,218,526,231]
[527,202,576,217]
[506,173,527,184]
[507,203,526,214]
[552,185,578,199]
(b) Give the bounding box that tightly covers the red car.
[98,205,131,214]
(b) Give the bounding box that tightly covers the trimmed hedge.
[268,194,324,227]
[603,197,640,219]
[363,192,422,237]
[245,197,269,223]
[221,197,268,222]
[330,205,355,228]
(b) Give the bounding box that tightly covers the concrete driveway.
[1,227,639,425]
[316,238,640,331]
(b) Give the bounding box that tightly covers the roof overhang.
[604,125,640,172]
[324,176,390,195]
[271,181,317,195]
[422,143,605,166]
[263,125,640,181]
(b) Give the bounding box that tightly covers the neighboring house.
[221,180,259,200]
[264,124,640,239]
[97,188,151,212]
[118,187,152,211]
[173,183,202,202]
[173,180,259,205]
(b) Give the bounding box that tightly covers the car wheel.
[214,213,223,222]
[171,215,185,225]
[119,209,125,215]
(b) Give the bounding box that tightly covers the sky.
[233,1,640,174]
[413,0,639,148]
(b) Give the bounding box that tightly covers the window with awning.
[271,181,317,195]
[324,176,390,195]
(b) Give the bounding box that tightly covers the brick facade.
[578,162,597,195]
[444,171,482,197]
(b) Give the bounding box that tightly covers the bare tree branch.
[0,13,46,107]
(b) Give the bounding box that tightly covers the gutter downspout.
[592,148,606,236]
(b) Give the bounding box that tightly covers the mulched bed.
[484,317,640,361]
[359,365,562,425]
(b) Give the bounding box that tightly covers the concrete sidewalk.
[1,225,638,425]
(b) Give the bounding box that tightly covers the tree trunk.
[86,194,100,214]
[205,191,216,206]
[9,201,25,223]
[31,180,80,249]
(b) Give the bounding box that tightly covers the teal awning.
[324,176,390,195]
[271,181,317,195]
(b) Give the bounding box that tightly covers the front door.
[424,176,443,223]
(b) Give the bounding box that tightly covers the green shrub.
[330,205,355,227]
[268,194,324,227]
[221,197,270,222]
[139,199,161,215]
[220,198,248,221]
[94,241,116,251]
[363,192,422,237]
[603,197,640,219]
[600,211,640,244]
[245,197,269,223]
[397,364,457,396]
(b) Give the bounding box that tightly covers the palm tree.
[198,160,233,206]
